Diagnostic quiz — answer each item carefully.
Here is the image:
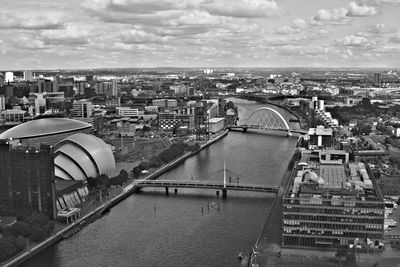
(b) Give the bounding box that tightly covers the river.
[22,98,298,267]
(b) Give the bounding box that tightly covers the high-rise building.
[73,100,92,118]
[37,78,58,93]
[24,70,33,82]
[0,141,56,219]
[373,73,381,87]
[5,72,13,83]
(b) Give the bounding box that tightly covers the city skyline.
[2,0,400,70]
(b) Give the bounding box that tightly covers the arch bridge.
[227,107,297,135]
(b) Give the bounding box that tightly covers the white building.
[209,118,225,133]
[116,107,139,117]
[24,70,33,81]
[73,100,92,118]
[5,72,13,83]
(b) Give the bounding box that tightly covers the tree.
[15,236,27,251]
[0,236,18,262]
[10,222,31,238]
[29,226,46,242]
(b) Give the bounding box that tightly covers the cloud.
[201,0,283,18]
[347,2,378,16]
[13,35,47,50]
[39,24,94,45]
[272,19,307,35]
[389,33,400,43]
[336,34,377,47]
[292,19,307,29]
[84,0,284,20]
[311,7,349,24]
[274,26,301,35]
[0,12,65,30]
[311,2,377,25]
[121,28,168,43]
[367,23,395,34]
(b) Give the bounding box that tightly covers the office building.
[282,150,384,250]
[116,107,139,118]
[373,73,381,87]
[152,99,178,108]
[0,141,56,219]
[73,100,92,118]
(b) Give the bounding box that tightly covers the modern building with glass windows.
[282,149,385,250]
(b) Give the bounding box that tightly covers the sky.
[2,0,400,70]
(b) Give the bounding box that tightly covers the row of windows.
[283,200,384,209]
[284,214,383,224]
[283,228,382,239]
[284,206,384,216]
[283,221,383,231]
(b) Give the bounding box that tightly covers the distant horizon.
[1,66,399,73]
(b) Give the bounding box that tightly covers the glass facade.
[0,141,56,219]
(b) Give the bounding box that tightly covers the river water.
[22,98,298,267]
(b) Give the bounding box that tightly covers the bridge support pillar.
[165,187,169,196]
[222,189,227,199]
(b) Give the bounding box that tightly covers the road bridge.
[226,107,307,136]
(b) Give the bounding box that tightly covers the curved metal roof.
[54,133,115,181]
[0,118,91,139]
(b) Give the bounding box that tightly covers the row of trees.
[0,213,54,262]
[86,169,129,189]
[132,143,200,177]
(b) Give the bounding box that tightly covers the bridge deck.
[134,180,278,193]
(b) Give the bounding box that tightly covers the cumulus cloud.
[201,0,283,18]
[347,2,378,16]
[311,7,348,23]
[0,12,65,30]
[84,0,284,19]
[336,34,376,47]
[311,1,377,25]
[292,19,307,29]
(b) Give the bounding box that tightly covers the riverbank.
[1,130,229,267]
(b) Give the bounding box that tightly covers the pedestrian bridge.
[133,179,278,197]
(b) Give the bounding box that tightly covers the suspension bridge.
[226,107,307,135]
[133,165,278,198]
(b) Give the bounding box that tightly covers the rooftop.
[308,126,333,136]
[0,118,91,139]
